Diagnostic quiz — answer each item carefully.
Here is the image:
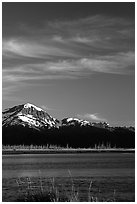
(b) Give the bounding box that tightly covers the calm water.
[2,153,135,201]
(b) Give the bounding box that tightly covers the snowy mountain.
[2,103,135,148]
[2,103,59,130]
[62,117,92,127]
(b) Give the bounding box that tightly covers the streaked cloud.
[3,50,134,86]
[3,38,79,59]
[3,15,134,99]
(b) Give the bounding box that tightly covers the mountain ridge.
[2,103,135,148]
[3,103,133,129]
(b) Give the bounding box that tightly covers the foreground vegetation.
[16,175,116,202]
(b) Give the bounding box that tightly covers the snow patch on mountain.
[62,117,91,127]
[24,103,43,111]
[18,115,41,127]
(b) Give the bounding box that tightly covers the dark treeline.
[2,125,135,148]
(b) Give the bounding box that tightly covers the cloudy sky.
[2,2,135,126]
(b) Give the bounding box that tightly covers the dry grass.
[15,173,116,202]
[2,143,116,151]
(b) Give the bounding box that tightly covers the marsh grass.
[16,173,116,202]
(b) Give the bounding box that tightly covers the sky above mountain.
[2,2,135,126]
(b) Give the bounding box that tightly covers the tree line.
[2,125,135,148]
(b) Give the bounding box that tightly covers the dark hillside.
[2,125,135,148]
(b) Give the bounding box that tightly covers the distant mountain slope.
[62,117,91,127]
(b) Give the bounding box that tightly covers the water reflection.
[2,153,135,179]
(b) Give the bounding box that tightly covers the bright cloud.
[77,113,107,122]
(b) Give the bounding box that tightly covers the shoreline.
[2,148,135,155]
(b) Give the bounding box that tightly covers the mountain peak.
[2,103,59,129]
[23,103,44,112]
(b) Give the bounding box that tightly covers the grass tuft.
[16,175,116,202]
